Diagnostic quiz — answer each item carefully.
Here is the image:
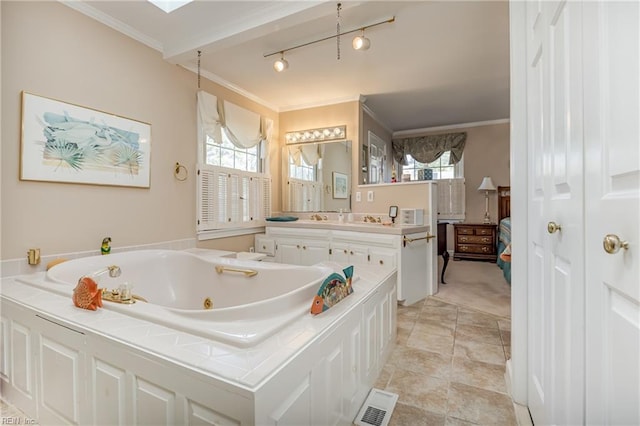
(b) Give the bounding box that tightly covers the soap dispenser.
[338,209,344,224]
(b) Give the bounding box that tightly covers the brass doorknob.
[603,234,629,254]
[547,222,561,234]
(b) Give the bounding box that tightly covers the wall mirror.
[282,140,352,212]
[360,130,392,185]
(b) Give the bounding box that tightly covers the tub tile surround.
[0,262,394,390]
[0,238,197,278]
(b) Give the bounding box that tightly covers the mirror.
[282,140,352,212]
[361,130,393,185]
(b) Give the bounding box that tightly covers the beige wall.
[0,2,278,259]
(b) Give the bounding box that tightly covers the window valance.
[392,132,467,165]
[197,90,221,144]
[222,100,262,149]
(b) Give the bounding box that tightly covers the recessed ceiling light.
[147,0,193,13]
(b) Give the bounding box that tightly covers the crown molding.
[180,65,280,112]
[60,1,163,52]
[279,95,362,113]
[361,102,393,135]
[392,118,510,137]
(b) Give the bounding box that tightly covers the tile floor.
[377,297,518,425]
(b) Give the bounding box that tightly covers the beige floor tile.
[388,346,452,379]
[419,306,459,323]
[450,357,508,394]
[389,402,446,426]
[498,318,511,332]
[453,339,506,365]
[445,416,478,426]
[397,315,417,332]
[374,364,395,389]
[500,329,511,346]
[386,369,450,414]
[396,326,412,345]
[447,382,517,425]
[424,298,459,312]
[407,328,455,355]
[457,308,500,329]
[455,324,503,346]
[413,319,456,337]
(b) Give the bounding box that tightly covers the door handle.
[547,222,561,234]
[603,234,629,254]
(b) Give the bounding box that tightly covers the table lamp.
[478,176,496,224]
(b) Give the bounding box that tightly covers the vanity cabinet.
[260,225,433,305]
[275,238,329,266]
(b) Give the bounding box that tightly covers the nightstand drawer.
[458,244,493,254]
[456,227,475,235]
[475,228,494,236]
[457,235,494,244]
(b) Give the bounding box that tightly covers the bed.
[496,186,511,284]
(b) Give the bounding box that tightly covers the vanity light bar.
[285,125,346,144]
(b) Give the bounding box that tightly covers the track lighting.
[264,16,394,72]
[273,52,289,72]
[352,30,370,51]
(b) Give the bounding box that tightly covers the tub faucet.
[88,265,121,280]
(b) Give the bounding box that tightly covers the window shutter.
[262,177,272,219]
[438,178,466,220]
[197,164,271,232]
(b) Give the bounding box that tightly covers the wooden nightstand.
[453,223,497,262]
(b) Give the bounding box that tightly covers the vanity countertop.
[265,220,430,235]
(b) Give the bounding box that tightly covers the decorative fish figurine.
[73,276,103,311]
[101,237,111,255]
[310,266,354,315]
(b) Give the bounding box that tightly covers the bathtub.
[17,249,348,347]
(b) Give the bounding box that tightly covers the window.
[288,152,316,181]
[401,151,461,180]
[196,92,272,237]
[205,132,260,172]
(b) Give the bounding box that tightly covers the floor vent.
[353,388,398,426]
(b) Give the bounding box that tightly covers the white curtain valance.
[197,90,221,144]
[288,143,321,167]
[223,100,262,149]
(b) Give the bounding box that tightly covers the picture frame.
[332,171,348,199]
[20,92,151,188]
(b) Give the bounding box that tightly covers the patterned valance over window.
[392,132,467,165]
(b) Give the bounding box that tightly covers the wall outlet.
[367,191,374,202]
[355,191,361,202]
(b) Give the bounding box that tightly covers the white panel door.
[583,2,640,424]
[526,1,585,424]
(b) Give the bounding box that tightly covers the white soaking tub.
[19,249,342,347]
[2,248,397,425]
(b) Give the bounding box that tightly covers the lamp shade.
[477,176,496,191]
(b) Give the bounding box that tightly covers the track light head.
[273,53,289,72]
[352,30,370,51]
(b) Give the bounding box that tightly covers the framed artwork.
[20,91,151,188]
[332,171,348,199]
